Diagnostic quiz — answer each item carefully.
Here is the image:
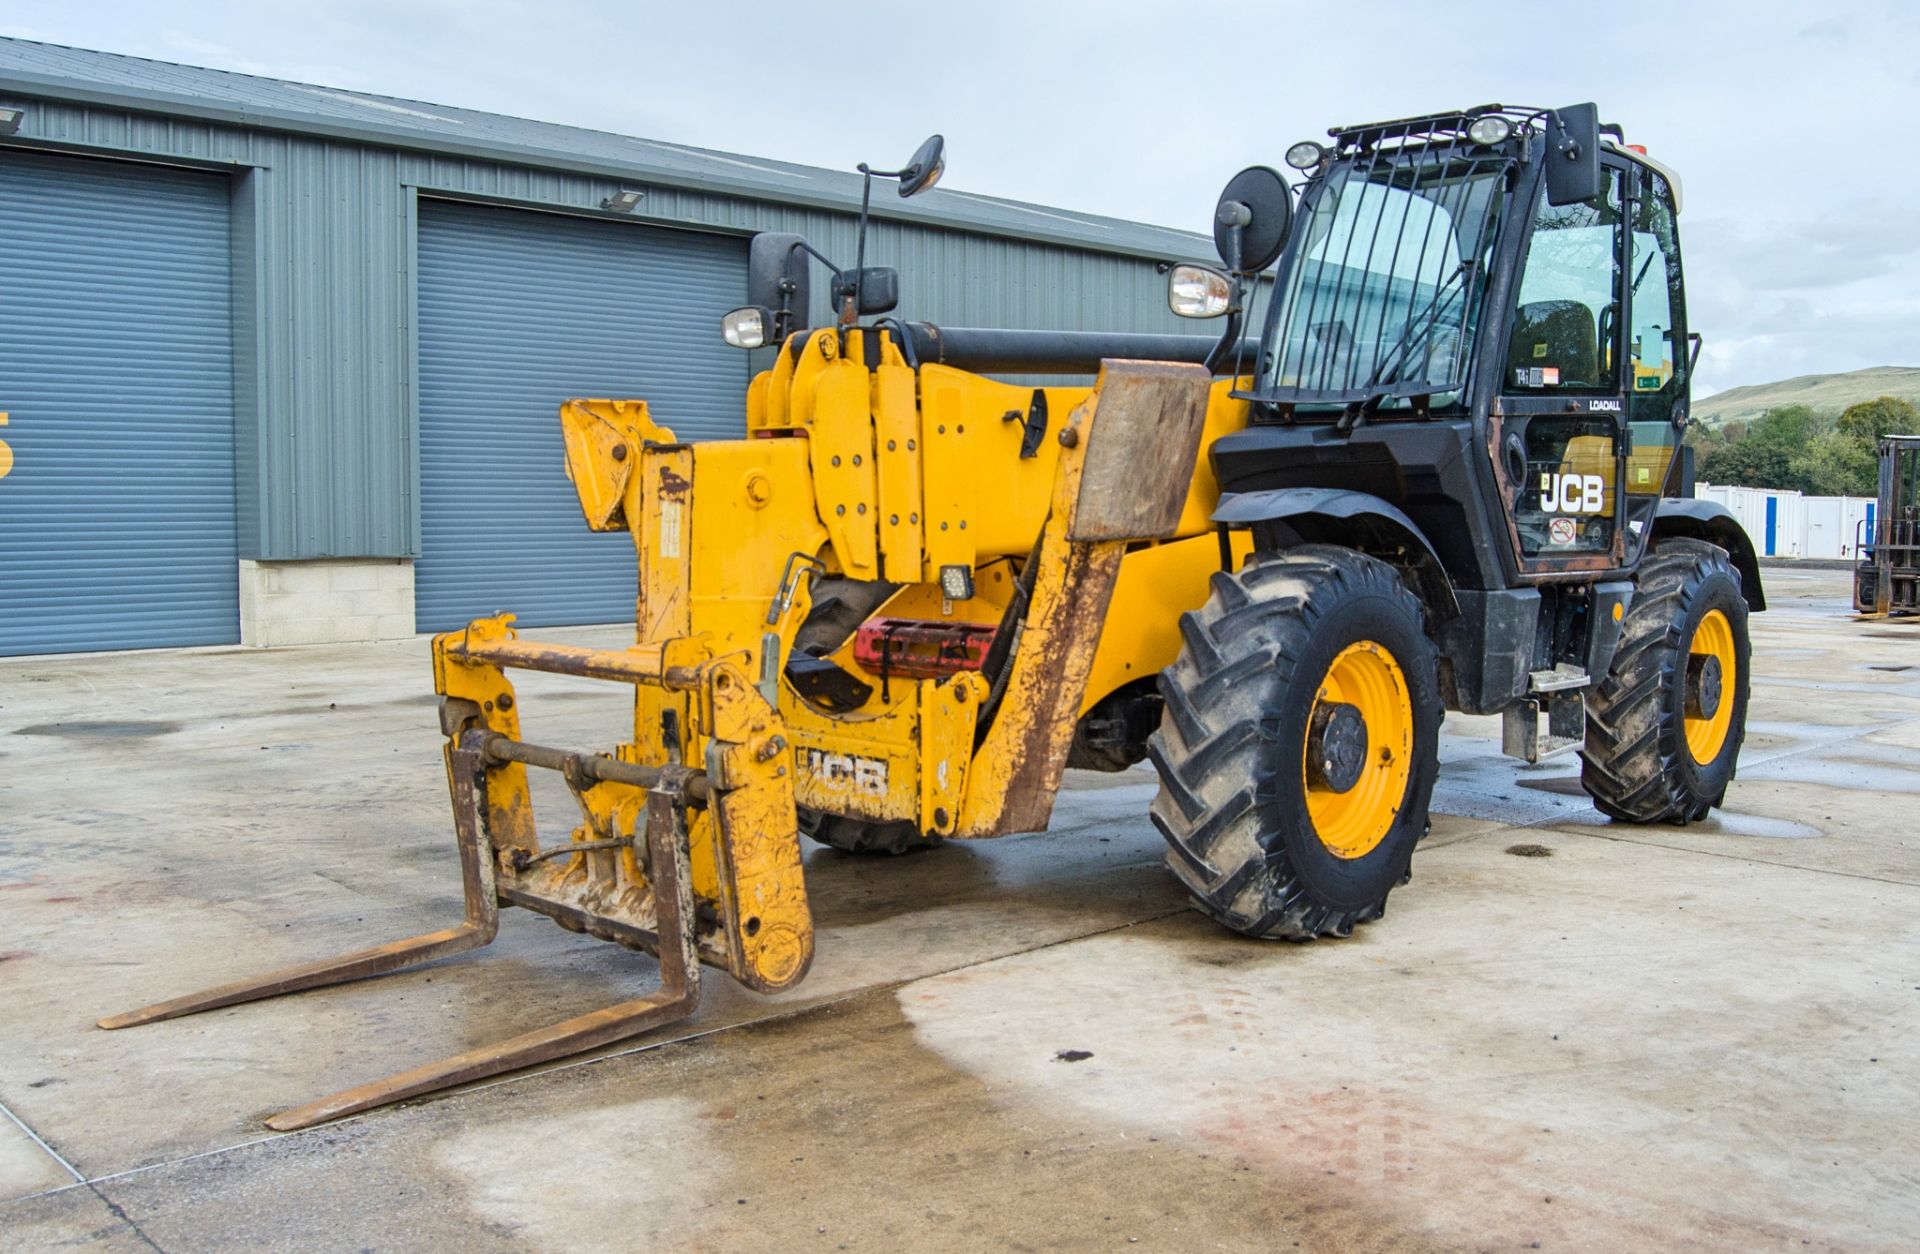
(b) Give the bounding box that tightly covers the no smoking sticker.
[1549,517,1577,546]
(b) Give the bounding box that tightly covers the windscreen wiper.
[1339,261,1475,430]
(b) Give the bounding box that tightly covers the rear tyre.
[1581,538,1751,823]
[791,576,941,856]
[1149,546,1442,940]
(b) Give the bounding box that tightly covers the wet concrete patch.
[1555,808,1822,840]
[1515,774,1587,797]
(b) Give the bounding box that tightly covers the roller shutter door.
[0,150,237,656]
[415,200,748,631]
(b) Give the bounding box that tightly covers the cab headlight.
[721,306,770,349]
[1168,263,1233,319]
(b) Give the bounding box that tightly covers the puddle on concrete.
[1558,809,1821,839]
[10,719,181,740]
[1868,664,1915,673]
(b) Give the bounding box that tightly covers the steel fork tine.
[99,746,501,1031]
[264,784,701,1131]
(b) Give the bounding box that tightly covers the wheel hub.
[1686,653,1723,720]
[1683,607,1738,766]
[1306,700,1368,793]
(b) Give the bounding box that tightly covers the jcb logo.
[1540,472,1603,514]
[798,748,889,798]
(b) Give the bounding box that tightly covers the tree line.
[1690,396,1918,497]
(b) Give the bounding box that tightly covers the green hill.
[1694,366,1920,427]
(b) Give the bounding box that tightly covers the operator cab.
[1179,104,1699,587]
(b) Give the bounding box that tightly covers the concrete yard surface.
[1,564,1916,1250]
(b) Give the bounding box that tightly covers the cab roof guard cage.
[1249,109,1521,408]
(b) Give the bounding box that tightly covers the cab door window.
[1505,172,1624,391]
[1625,168,1688,500]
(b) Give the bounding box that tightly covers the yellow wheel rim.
[1684,608,1737,765]
[1303,641,1414,860]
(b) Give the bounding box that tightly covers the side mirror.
[1212,166,1292,275]
[832,266,900,316]
[898,134,946,198]
[1168,264,1232,319]
[1544,103,1602,207]
[747,232,811,342]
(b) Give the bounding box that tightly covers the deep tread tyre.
[1148,546,1442,940]
[1581,538,1751,823]
[797,809,940,856]
[791,577,940,855]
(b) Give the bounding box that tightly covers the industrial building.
[0,39,1205,655]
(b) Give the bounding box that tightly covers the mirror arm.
[1216,200,1251,274]
[845,166,877,327]
[1204,302,1245,375]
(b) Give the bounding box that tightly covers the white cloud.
[6,0,1915,391]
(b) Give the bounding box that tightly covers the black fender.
[1213,487,1459,620]
[1650,499,1766,611]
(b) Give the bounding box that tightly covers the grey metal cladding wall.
[414,199,747,631]
[7,99,1201,563]
[0,149,238,654]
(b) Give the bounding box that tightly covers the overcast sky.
[5,1,1915,396]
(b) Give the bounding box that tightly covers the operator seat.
[1507,300,1599,386]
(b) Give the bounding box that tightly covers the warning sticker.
[1549,517,1578,546]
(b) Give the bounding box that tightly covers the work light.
[1466,116,1513,146]
[1167,264,1232,319]
[939,564,975,602]
[721,306,768,349]
[1284,141,1326,171]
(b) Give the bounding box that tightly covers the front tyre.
[1148,546,1442,940]
[1581,538,1751,823]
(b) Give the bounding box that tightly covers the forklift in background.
[1854,435,1920,615]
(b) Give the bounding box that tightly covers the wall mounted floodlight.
[600,187,644,213]
[0,107,24,135]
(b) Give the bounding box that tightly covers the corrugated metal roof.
[0,37,1208,261]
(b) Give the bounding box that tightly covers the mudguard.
[1651,498,1766,611]
[1213,487,1459,619]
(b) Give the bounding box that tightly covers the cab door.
[1487,158,1633,575]
[1618,162,1690,563]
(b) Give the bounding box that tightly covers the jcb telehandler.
[104,105,1763,1129]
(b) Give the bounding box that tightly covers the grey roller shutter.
[415,200,748,632]
[0,150,238,656]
